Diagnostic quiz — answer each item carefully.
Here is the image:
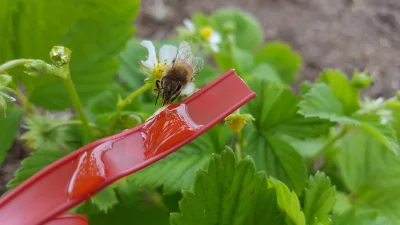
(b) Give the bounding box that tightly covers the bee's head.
[161,77,182,106]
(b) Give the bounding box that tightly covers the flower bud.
[351,71,372,89]
[50,46,71,67]
[225,113,255,132]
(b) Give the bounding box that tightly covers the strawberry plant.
[1,1,400,224]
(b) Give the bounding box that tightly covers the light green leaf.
[332,209,392,225]
[90,186,119,213]
[269,179,306,225]
[246,63,282,83]
[7,150,67,190]
[318,69,360,115]
[0,108,23,165]
[232,47,254,74]
[130,125,232,195]
[214,52,234,73]
[304,172,336,225]
[247,80,299,130]
[298,83,359,125]
[210,9,263,51]
[254,42,302,84]
[335,129,400,222]
[245,129,307,194]
[1,0,140,110]
[170,148,306,225]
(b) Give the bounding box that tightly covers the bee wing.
[174,41,204,76]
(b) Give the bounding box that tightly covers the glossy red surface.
[142,104,202,159]
[0,69,256,225]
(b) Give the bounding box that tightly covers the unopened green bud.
[225,113,255,132]
[351,71,372,89]
[50,46,71,67]
[24,60,54,76]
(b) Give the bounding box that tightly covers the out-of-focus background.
[137,0,400,98]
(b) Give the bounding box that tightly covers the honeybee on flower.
[140,40,203,106]
[183,18,221,52]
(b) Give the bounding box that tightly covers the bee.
[155,41,204,106]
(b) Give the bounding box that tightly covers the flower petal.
[210,31,221,44]
[159,45,178,66]
[181,82,195,95]
[210,43,219,52]
[183,18,196,33]
[140,40,157,69]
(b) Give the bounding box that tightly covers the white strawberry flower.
[183,18,221,53]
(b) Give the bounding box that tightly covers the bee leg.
[169,82,182,104]
[155,80,161,105]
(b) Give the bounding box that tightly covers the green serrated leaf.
[298,83,360,125]
[0,107,23,165]
[246,79,299,130]
[90,186,119,213]
[304,172,336,225]
[254,41,302,84]
[170,148,306,225]
[232,47,254,74]
[6,150,67,190]
[130,125,232,195]
[270,179,306,225]
[1,0,140,110]
[318,69,360,115]
[335,129,400,222]
[210,9,263,51]
[245,129,307,195]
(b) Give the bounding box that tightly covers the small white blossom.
[183,19,221,53]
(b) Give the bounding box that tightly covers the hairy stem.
[108,83,152,134]
[62,68,93,142]
[0,59,35,74]
[9,83,38,114]
[235,131,244,161]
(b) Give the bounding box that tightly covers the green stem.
[235,131,244,161]
[62,68,93,142]
[9,83,38,114]
[108,83,152,134]
[315,126,349,158]
[49,120,106,134]
[0,59,35,74]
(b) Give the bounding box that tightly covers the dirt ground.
[2,0,400,194]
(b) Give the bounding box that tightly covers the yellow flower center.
[153,60,167,80]
[200,26,213,40]
[225,114,255,133]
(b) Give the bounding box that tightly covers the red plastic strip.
[43,214,88,225]
[0,69,256,225]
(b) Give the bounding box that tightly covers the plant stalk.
[0,59,35,74]
[62,69,93,142]
[108,83,152,134]
[235,131,244,161]
[9,83,38,114]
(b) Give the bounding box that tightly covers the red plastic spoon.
[0,69,256,225]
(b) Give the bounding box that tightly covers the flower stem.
[315,126,349,158]
[235,131,244,161]
[9,83,38,114]
[108,83,152,134]
[0,59,35,74]
[62,68,93,143]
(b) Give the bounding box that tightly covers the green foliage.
[335,129,400,223]
[1,5,400,225]
[254,42,302,84]
[0,108,23,164]
[0,0,140,110]
[6,150,67,189]
[303,172,336,225]
[130,125,232,195]
[171,148,306,225]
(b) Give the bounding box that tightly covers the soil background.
[2,0,400,194]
